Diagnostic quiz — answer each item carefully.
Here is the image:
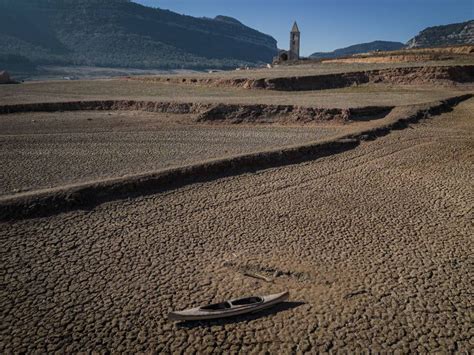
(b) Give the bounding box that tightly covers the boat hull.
[168,291,289,321]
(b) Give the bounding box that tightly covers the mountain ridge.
[406,20,474,48]
[0,0,278,70]
[310,20,474,59]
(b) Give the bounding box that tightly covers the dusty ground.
[18,66,197,82]
[140,60,474,80]
[0,79,471,108]
[1,98,472,353]
[0,110,347,195]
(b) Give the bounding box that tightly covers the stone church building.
[274,22,300,63]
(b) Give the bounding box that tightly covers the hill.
[213,16,243,26]
[0,0,278,71]
[406,20,474,48]
[310,41,405,59]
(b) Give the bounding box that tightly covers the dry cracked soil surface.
[0,110,346,195]
[1,99,473,353]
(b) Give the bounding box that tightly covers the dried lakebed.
[135,64,474,91]
[0,110,348,196]
[1,78,471,108]
[0,95,470,219]
[1,98,472,353]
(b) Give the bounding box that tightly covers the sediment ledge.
[195,104,392,123]
[0,100,393,123]
[132,65,474,91]
[0,139,359,221]
[0,100,208,115]
[0,94,471,220]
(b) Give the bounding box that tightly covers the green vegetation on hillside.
[0,0,278,71]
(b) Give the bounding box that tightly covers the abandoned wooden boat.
[168,291,289,321]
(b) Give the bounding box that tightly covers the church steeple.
[291,21,300,33]
[289,21,300,60]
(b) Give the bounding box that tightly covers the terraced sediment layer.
[321,45,474,64]
[1,98,472,353]
[0,100,392,123]
[0,110,348,196]
[0,94,470,220]
[134,65,474,91]
[323,54,443,64]
[1,77,470,108]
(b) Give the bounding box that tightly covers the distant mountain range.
[311,20,474,59]
[0,0,472,72]
[406,20,474,48]
[310,41,405,59]
[0,0,277,71]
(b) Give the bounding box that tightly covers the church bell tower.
[289,22,300,60]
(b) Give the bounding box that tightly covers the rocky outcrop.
[134,65,474,91]
[406,20,474,48]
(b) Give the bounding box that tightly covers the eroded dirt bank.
[0,94,470,220]
[133,65,474,91]
[321,46,474,64]
[0,100,393,124]
[0,111,346,197]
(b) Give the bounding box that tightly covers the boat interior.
[201,302,232,311]
[231,297,263,306]
[200,296,264,311]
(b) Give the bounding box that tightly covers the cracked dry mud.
[0,111,346,195]
[1,99,473,353]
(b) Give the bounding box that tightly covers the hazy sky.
[134,1,473,55]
